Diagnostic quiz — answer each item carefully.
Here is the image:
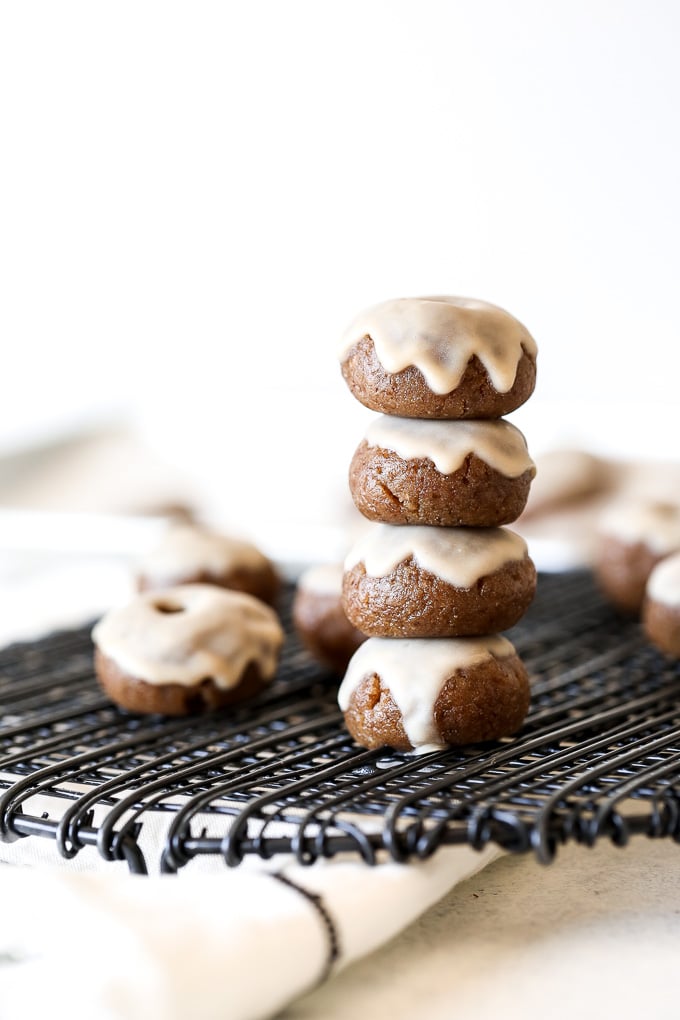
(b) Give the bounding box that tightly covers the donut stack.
[336,297,538,752]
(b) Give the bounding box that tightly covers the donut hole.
[153,599,185,615]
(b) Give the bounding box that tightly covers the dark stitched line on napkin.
[271,872,340,983]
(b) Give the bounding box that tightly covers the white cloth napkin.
[0,846,498,1020]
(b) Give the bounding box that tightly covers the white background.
[2,1,679,537]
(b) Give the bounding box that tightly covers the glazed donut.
[643,552,680,657]
[339,296,537,419]
[519,448,610,520]
[137,523,280,605]
[349,416,535,527]
[342,524,536,638]
[339,634,530,751]
[292,563,366,673]
[92,584,284,715]
[594,501,680,615]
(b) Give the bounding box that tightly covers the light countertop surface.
[287,836,680,1020]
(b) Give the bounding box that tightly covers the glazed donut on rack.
[339,634,530,752]
[643,551,680,657]
[594,501,680,615]
[92,584,284,715]
[137,523,280,606]
[292,563,366,673]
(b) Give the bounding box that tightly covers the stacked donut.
[336,297,538,752]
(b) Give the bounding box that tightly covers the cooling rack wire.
[0,571,679,874]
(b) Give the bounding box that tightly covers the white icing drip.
[338,296,537,395]
[139,524,271,585]
[599,501,680,555]
[297,563,343,597]
[363,416,534,479]
[92,584,284,688]
[647,552,680,608]
[338,635,515,748]
[344,524,527,588]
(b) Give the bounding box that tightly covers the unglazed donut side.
[342,555,537,637]
[349,442,534,526]
[341,337,536,418]
[94,649,268,715]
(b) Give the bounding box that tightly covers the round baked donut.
[519,448,609,520]
[342,524,536,638]
[92,584,284,715]
[292,563,366,673]
[643,552,680,657]
[137,524,280,605]
[339,634,530,751]
[349,416,535,527]
[338,296,537,419]
[594,501,680,615]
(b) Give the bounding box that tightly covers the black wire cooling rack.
[1,571,679,875]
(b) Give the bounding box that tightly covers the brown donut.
[594,502,680,615]
[341,336,537,419]
[92,585,284,715]
[292,564,366,673]
[94,649,269,716]
[342,525,536,638]
[349,418,535,527]
[137,524,280,606]
[642,552,680,657]
[338,297,537,419]
[339,635,530,751]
